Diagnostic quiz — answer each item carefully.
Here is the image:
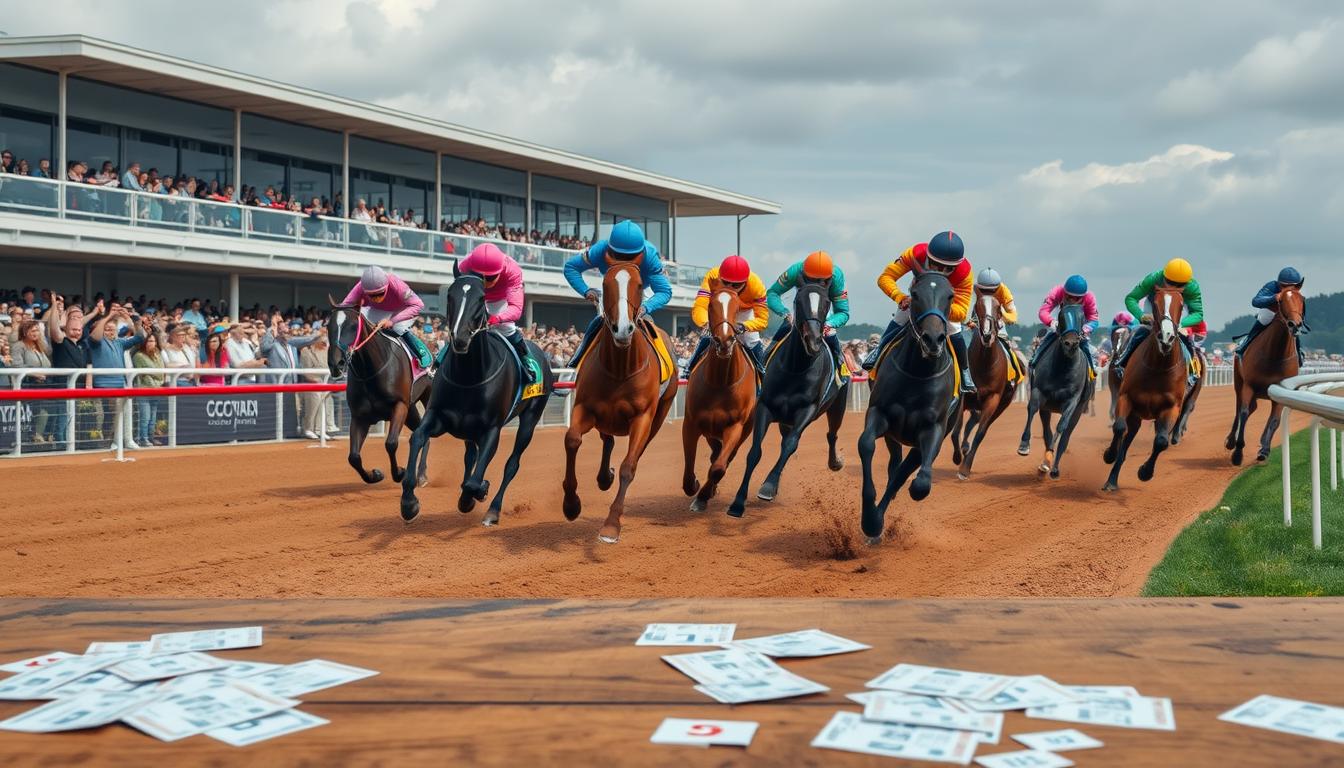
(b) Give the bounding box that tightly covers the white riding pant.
[1255,307,1275,325]
[487,299,517,336]
[893,307,962,334]
[361,306,414,334]
[734,308,762,346]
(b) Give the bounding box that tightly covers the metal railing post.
[1311,418,1322,550]
[1332,428,1339,492]
[275,390,284,441]
[168,373,179,448]
[1281,407,1292,526]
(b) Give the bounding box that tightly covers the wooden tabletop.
[0,598,1341,767]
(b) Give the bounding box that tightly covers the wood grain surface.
[0,598,1341,766]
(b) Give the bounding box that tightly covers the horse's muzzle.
[917,332,943,359]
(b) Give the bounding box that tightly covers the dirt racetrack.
[2,387,1263,599]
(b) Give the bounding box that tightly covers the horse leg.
[399,415,435,522]
[458,441,479,513]
[1037,410,1055,475]
[1257,399,1282,463]
[599,413,655,544]
[464,427,501,503]
[728,406,773,518]
[1102,414,1142,491]
[858,408,890,542]
[959,393,999,480]
[1225,381,1244,453]
[949,403,965,466]
[681,422,701,499]
[695,426,743,512]
[909,421,945,502]
[404,399,430,487]
[879,436,917,507]
[1232,385,1257,466]
[485,409,542,526]
[759,405,819,501]
[1017,388,1040,456]
[596,433,616,491]
[960,405,981,458]
[1048,392,1086,480]
[825,393,846,471]
[384,401,410,484]
[347,418,383,484]
[561,405,593,521]
[1138,407,1178,482]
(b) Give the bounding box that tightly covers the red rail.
[0,382,346,402]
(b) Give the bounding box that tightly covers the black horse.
[858,269,961,544]
[327,301,432,484]
[726,283,847,518]
[1016,303,1093,479]
[400,273,554,525]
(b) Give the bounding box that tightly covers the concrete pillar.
[669,199,677,262]
[229,273,240,321]
[341,131,351,217]
[594,185,602,241]
[58,71,68,217]
[525,171,533,234]
[434,151,443,230]
[524,297,534,329]
[233,109,242,196]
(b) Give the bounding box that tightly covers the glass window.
[0,64,57,114]
[66,118,119,174]
[391,178,429,223]
[441,155,525,197]
[241,150,286,200]
[242,114,342,165]
[180,142,232,187]
[290,159,334,205]
[352,169,391,211]
[444,187,470,226]
[124,129,177,178]
[0,106,54,170]
[502,194,525,231]
[350,136,433,184]
[69,76,233,146]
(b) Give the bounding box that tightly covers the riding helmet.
[719,254,751,284]
[802,250,833,279]
[464,243,507,276]
[1278,266,1303,286]
[607,220,646,256]
[1064,274,1088,296]
[975,268,1002,291]
[1163,258,1193,284]
[360,265,389,291]
[926,231,965,265]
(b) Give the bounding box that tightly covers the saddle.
[999,338,1025,385]
[496,331,546,419]
[381,330,431,380]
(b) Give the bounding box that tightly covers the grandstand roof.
[0,34,779,218]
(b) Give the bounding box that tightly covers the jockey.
[1029,274,1100,369]
[1099,311,1135,357]
[1235,266,1306,357]
[562,220,672,366]
[458,242,535,383]
[863,231,975,394]
[687,254,769,374]
[1111,258,1205,378]
[971,267,1018,333]
[341,265,433,369]
[765,250,851,383]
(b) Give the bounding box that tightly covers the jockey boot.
[401,329,433,369]
[951,331,976,395]
[824,334,849,384]
[685,335,712,374]
[748,342,767,376]
[862,318,902,371]
[1235,320,1266,358]
[507,329,536,383]
[567,316,602,368]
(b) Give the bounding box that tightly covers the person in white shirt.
[158,322,196,385]
[225,323,266,383]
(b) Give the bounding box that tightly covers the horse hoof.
[1102,482,1118,492]
[562,496,581,521]
[597,468,615,492]
[756,483,777,502]
[1049,468,1060,480]
[1170,435,1181,447]
[598,525,620,544]
[689,497,707,513]
[1016,446,1030,456]
[458,494,476,514]
[482,510,500,527]
[727,503,745,518]
[957,472,969,481]
[474,481,490,501]
[1138,464,1154,482]
[1256,452,1269,463]
[1102,448,1116,465]
[909,478,931,501]
[400,499,420,522]
[1037,463,1050,475]
[865,536,882,547]
[683,479,701,497]
[1224,437,1236,450]
[418,474,430,488]
[828,457,844,471]
[391,468,405,484]
[1231,451,1243,466]
[367,469,385,484]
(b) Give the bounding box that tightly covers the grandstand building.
[0,35,778,331]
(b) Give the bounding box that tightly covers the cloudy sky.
[7,1,1343,326]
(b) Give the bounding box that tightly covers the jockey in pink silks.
[1029,274,1100,370]
[341,265,433,369]
[458,243,535,382]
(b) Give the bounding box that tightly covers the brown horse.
[682,283,757,512]
[1102,286,1187,491]
[953,290,1022,479]
[1225,287,1305,464]
[562,259,678,543]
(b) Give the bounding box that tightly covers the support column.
[341,131,351,217]
[524,298,534,329]
[229,273,240,322]
[669,199,677,262]
[594,185,602,241]
[736,214,750,257]
[233,109,242,197]
[434,151,442,230]
[525,171,533,234]
[58,70,68,217]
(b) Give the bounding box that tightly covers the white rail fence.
[1268,373,1344,550]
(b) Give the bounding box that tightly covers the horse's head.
[793,283,830,357]
[445,267,489,354]
[1277,286,1306,336]
[1058,304,1085,356]
[601,258,644,347]
[1111,325,1132,356]
[707,280,742,356]
[974,289,1001,345]
[910,268,954,360]
[326,296,363,377]
[1151,285,1185,355]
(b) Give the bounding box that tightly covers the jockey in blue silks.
[563,219,673,366]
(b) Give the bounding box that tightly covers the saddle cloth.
[382,331,431,380]
[870,328,961,397]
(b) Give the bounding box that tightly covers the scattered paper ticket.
[149,627,263,654]
[86,641,154,656]
[864,691,1003,736]
[207,709,330,747]
[662,647,828,702]
[974,749,1074,768]
[728,629,870,658]
[962,676,1081,712]
[1011,729,1103,752]
[811,711,980,765]
[694,673,830,704]
[48,670,143,697]
[846,692,1002,744]
[1219,694,1344,745]
[636,624,736,646]
[124,682,299,742]
[244,660,378,698]
[0,654,130,700]
[1064,685,1140,701]
[0,690,159,733]
[110,653,228,683]
[1027,695,1175,731]
[650,718,758,747]
[0,652,78,673]
[867,664,1013,702]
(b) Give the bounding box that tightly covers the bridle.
[709,288,743,358]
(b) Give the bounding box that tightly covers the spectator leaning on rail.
[562,219,672,367]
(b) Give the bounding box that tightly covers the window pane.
[291,162,334,205]
[125,129,177,178]
[242,150,286,200]
[67,118,119,173]
[441,155,524,197]
[391,180,428,224]
[179,143,232,188]
[0,107,54,171]
[502,194,525,231]
[352,169,391,212]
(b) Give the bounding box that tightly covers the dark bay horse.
[400,273,554,525]
[726,283,847,518]
[327,301,431,484]
[1225,287,1305,464]
[1106,325,1132,421]
[858,268,960,544]
[1017,304,1093,479]
[562,259,678,543]
[682,283,757,513]
[953,290,1022,479]
[1103,286,1188,491]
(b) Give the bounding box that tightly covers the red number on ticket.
[687,724,723,737]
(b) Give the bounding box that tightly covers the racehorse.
[326,300,432,484]
[1016,304,1093,479]
[858,268,960,544]
[726,283,847,518]
[399,271,554,525]
[1106,325,1132,421]
[953,291,1023,479]
[562,259,678,543]
[682,282,757,512]
[1103,286,1188,491]
[1225,287,1305,465]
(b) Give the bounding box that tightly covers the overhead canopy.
[0,35,780,218]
